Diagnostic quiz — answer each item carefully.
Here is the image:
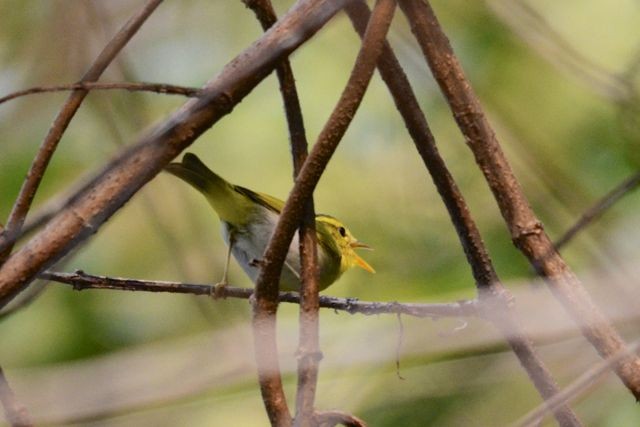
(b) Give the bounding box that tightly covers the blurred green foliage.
[1,0,640,425]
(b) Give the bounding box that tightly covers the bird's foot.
[211,281,228,300]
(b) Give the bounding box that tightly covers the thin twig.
[242,0,321,424]
[515,340,640,427]
[40,270,478,318]
[0,367,32,427]
[0,0,350,308]
[0,82,200,105]
[400,0,640,401]
[554,170,640,250]
[250,1,396,424]
[348,2,581,426]
[0,0,165,264]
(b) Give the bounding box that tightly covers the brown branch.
[0,0,165,264]
[0,0,350,306]
[39,270,478,318]
[347,2,582,426]
[0,82,200,105]
[554,170,640,250]
[314,410,367,427]
[18,171,101,239]
[250,1,397,424]
[0,367,32,427]
[400,0,640,400]
[242,0,321,424]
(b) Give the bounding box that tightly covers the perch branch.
[347,1,581,425]
[0,82,199,105]
[250,0,396,425]
[0,0,164,263]
[400,0,640,400]
[0,0,350,307]
[40,270,478,318]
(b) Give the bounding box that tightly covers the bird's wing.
[234,186,285,214]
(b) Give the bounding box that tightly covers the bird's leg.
[284,260,301,281]
[213,231,234,299]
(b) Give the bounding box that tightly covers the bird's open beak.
[350,241,375,273]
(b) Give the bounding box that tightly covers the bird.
[165,153,374,294]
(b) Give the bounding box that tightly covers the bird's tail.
[165,153,254,225]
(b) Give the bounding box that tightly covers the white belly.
[220,207,311,291]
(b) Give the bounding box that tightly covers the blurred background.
[1,0,640,425]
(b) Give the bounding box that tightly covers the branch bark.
[347,2,581,425]
[399,0,640,400]
[0,0,164,263]
[250,0,397,424]
[0,0,350,308]
[242,1,321,423]
[40,270,478,318]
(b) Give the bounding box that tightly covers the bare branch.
[0,367,32,427]
[243,0,321,424]
[0,82,199,105]
[0,0,165,263]
[555,170,640,250]
[250,1,396,424]
[400,0,640,401]
[348,2,581,425]
[40,270,478,318]
[0,0,350,307]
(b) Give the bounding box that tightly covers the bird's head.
[316,215,375,274]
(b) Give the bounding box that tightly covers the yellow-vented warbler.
[166,153,374,292]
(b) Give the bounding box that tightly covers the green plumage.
[165,153,374,291]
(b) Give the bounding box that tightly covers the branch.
[40,270,478,319]
[347,2,581,425]
[242,0,322,424]
[0,367,32,427]
[0,0,165,263]
[250,1,396,424]
[0,0,350,307]
[400,0,640,401]
[554,170,640,250]
[0,82,200,105]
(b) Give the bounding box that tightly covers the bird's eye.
[338,226,346,237]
